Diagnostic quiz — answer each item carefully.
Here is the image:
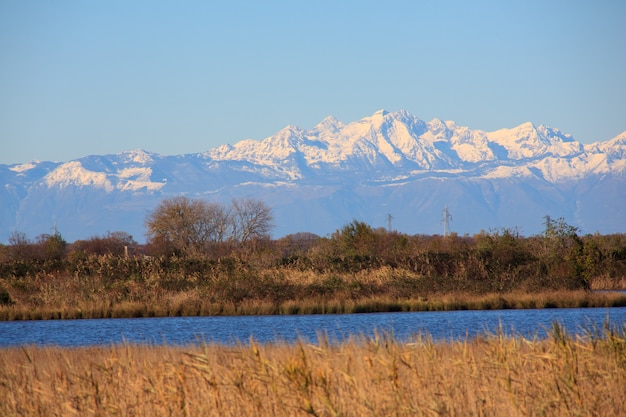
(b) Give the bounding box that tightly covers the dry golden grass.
[2,289,626,320]
[1,326,624,416]
[2,257,626,320]
[590,274,626,290]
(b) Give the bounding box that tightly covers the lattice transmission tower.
[441,205,452,237]
[386,213,393,232]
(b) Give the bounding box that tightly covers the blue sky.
[1,0,625,165]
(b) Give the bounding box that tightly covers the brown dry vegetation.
[1,222,625,320]
[1,324,625,416]
[2,281,626,321]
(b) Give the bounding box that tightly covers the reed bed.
[2,289,626,321]
[1,324,624,416]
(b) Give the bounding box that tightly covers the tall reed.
[1,324,624,416]
[2,289,626,320]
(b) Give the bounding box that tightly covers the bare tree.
[145,196,273,256]
[145,196,227,256]
[8,231,33,260]
[230,198,274,243]
[203,201,231,243]
[71,231,137,256]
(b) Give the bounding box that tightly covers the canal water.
[1,307,624,347]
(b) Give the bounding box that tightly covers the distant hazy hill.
[2,110,625,242]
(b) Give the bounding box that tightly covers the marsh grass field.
[1,324,625,416]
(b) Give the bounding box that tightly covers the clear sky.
[1,0,625,165]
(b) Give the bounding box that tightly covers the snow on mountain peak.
[592,130,626,160]
[613,130,626,141]
[314,115,344,134]
[609,131,626,149]
[199,109,607,177]
[485,122,581,160]
[2,109,625,242]
[426,118,454,138]
[536,125,575,143]
[356,109,395,128]
[45,161,114,191]
[9,162,39,173]
[118,149,155,164]
[42,157,166,193]
[117,167,166,192]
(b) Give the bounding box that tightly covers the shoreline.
[2,290,625,321]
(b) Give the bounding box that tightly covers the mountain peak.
[9,162,40,173]
[274,124,305,137]
[519,121,537,130]
[118,149,156,164]
[427,118,448,131]
[2,109,625,242]
[315,115,342,131]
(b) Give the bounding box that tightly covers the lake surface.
[1,307,624,347]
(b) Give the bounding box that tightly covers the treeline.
[1,220,625,290]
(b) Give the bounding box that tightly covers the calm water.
[0,307,624,347]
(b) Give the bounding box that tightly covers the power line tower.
[386,213,393,232]
[441,205,452,237]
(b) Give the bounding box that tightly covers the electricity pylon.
[441,205,452,237]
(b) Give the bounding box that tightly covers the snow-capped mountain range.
[2,110,625,242]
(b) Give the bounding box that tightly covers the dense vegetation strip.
[1,209,625,319]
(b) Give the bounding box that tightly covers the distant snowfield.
[1,110,625,242]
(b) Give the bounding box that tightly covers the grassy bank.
[1,289,626,321]
[1,325,624,416]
